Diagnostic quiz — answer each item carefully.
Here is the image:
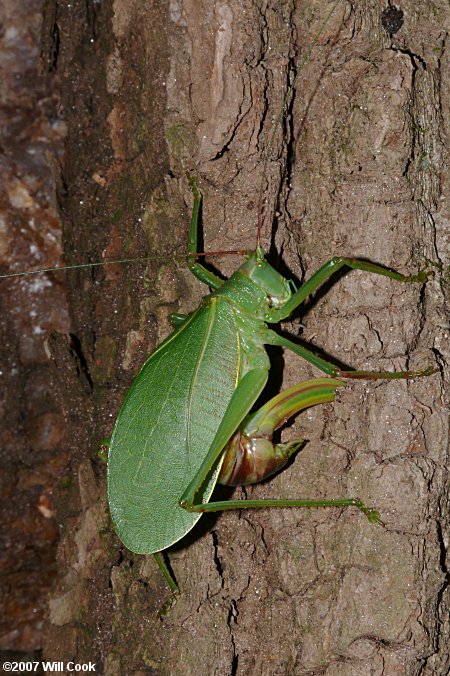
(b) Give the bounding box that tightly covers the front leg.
[266,256,431,324]
[186,177,224,290]
[263,255,436,380]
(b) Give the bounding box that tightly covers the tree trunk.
[35,1,448,673]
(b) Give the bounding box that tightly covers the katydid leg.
[179,368,268,508]
[153,552,179,594]
[186,177,224,289]
[180,376,382,524]
[184,496,383,525]
[219,378,343,485]
[267,331,436,380]
[266,256,431,323]
[266,330,342,376]
[153,552,179,616]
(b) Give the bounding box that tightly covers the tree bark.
[39,1,448,673]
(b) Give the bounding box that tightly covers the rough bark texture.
[2,0,448,674]
[0,0,68,659]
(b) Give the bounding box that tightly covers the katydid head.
[238,248,291,309]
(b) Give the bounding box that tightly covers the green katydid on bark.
[0,0,438,606]
[107,177,436,599]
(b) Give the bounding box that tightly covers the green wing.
[107,299,241,553]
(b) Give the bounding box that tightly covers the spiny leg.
[218,378,341,485]
[186,497,382,525]
[181,377,382,525]
[186,177,224,289]
[265,256,436,379]
[266,256,432,323]
[267,331,436,380]
[153,552,179,616]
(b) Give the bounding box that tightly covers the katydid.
[106,1,437,588]
[107,176,435,596]
[0,0,437,603]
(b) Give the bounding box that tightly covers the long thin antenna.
[0,257,153,280]
[3,2,342,282]
[0,250,254,280]
[256,0,341,247]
